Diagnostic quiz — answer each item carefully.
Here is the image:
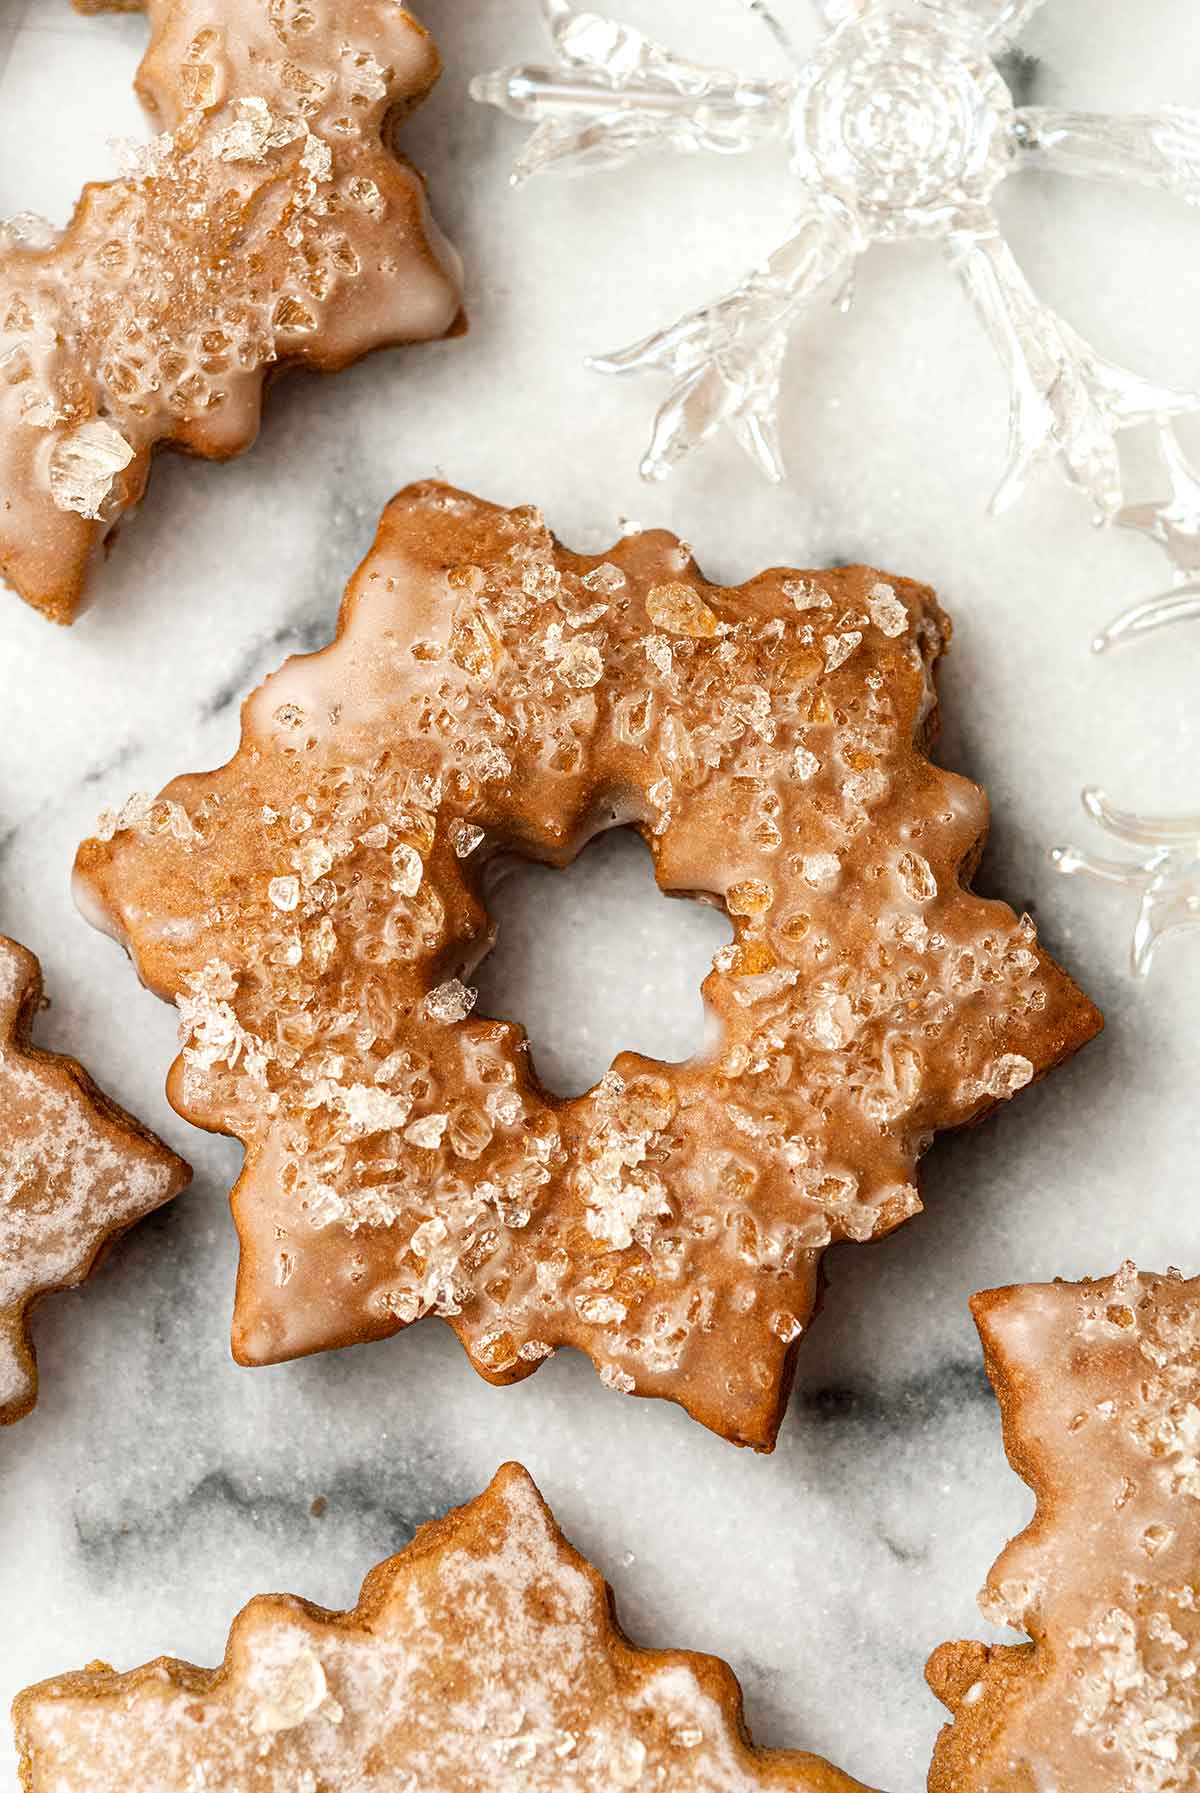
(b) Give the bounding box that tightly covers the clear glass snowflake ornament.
[474,0,1200,522]
[1052,788,1200,978]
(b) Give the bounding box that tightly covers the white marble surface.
[0,2,1198,1789]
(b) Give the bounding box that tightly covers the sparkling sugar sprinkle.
[0,0,461,625]
[14,1463,870,1793]
[75,483,1099,1450]
[928,1267,1200,1793]
[46,421,134,521]
[476,0,1200,531]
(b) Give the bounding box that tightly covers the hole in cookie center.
[0,7,148,226]
[474,829,732,1100]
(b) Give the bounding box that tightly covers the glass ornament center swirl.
[792,8,1014,237]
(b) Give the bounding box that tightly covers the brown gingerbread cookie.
[0,934,191,1424]
[927,1265,1200,1791]
[14,1460,875,1791]
[74,483,1100,1448]
[0,0,463,624]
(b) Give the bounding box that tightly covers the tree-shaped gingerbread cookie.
[0,935,190,1423]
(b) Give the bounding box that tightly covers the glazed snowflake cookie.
[0,0,463,624]
[0,936,190,1425]
[14,1461,877,1791]
[74,483,1100,1449]
[928,1265,1200,1790]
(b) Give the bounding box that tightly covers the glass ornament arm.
[1075,787,1200,850]
[949,210,1198,516]
[1017,106,1200,205]
[1052,789,1200,978]
[470,1,795,182]
[1092,584,1200,654]
[589,197,865,483]
[962,0,1048,51]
